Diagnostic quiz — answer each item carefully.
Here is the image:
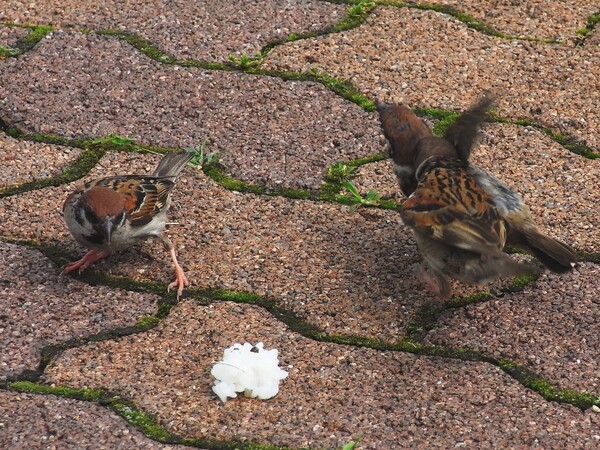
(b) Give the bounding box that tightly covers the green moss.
[498,360,600,409]
[206,287,263,303]
[578,252,600,264]
[97,30,176,64]
[313,70,377,111]
[508,272,539,290]
[446,291,494,309]
[575,12,600,41]
[9,381,103,401]
[111,402,171,441]
[545,130,599,159]
[0,45,21,57]
[0,148,104,198]
[136,315,161,329]
[203,165,312,200]
[321,154,387,198]
[9,24,55,53]
[332,2,377,33]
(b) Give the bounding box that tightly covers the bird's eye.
[83,205,100,224]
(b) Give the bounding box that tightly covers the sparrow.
[62,150,194,299]
[378,97,577,299]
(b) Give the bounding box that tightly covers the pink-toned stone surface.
[0,131,81,189]
[0,391,196,450]
[0,31,384,190]
[0,151,527,341]
[264,7,600,152]
[2,1,600,448]
[0,242,162,381]
[0,25,29,48]
[0,0,346,61]
[431,0,598,40]
[425,263,600,394]
[44,301,600,450]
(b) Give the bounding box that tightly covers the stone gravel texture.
[0,242,162,381]
[0,0,346,61]
[0,131,81,189]
[432,0,598,41]
[0,30,384,190]
[0,25,29,48]
[0,391,196,450]
[264,6,600,152]
[1,1,599,449]
[0,152,529,341]
[44,301,600,450]
[425,263,600,394]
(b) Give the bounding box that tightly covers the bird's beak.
[102,217,114,244]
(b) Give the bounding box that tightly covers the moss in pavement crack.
[415,108,599,160]
[575,11,600,45]
[498,359,600,409]
[9,380,103,401]
[258,1,377,58]
[0,23,55,56]
[6,236,600,413]
[7,381,305,449]
[0,148,105,198]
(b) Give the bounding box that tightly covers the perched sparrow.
[378,98,577,299]
[62,151,194,299]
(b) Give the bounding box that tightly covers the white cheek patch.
[393,163,413,179]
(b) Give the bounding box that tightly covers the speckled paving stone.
[0,391,196,450]
[0,152,525,341]
[586,28,600,46]
[264,7,600,152]
[0,30,384,190]
[352,123,600,254]
[0,131,81,190]
[0,242,162,381]
[42,300,600,449]
[430,0,598,41]
[350,159,404,204]
[0,25,29,48]
[424,262,600,394]
[0,0,346,62]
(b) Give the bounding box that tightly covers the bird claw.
[168,270,189,300]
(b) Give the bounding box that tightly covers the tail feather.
[461,253,540,284]
[153,151,194,178]
[444,96,494,162]
[520,229,577,273]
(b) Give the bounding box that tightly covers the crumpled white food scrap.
[211,342,288,402]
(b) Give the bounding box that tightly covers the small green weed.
[341,439,361,450]
[228,52,264,69]
[186,138,221,169]
[337,180,383,206]
[326,162,359,184]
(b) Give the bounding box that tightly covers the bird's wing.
[400,167,506,255]
[90,175,175,226]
